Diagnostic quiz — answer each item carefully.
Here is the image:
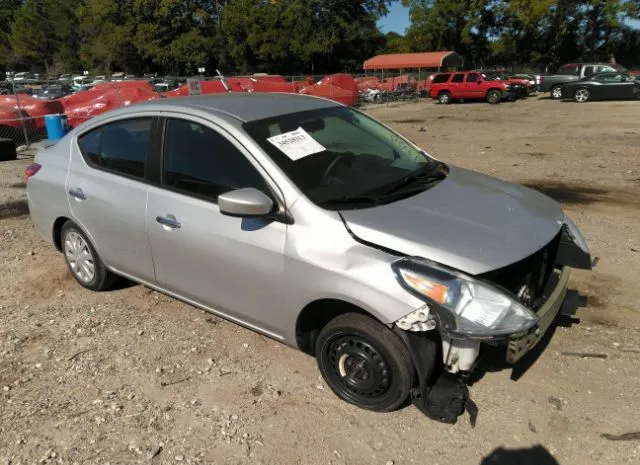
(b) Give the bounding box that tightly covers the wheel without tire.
[574,88,591,103]
[61,221,118,291]
[551,85,563,99]
[438,91,451,104]
[486,89,502,104]
[316,313,415,412]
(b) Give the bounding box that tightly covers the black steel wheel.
[316,313,414,412]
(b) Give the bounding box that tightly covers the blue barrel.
[44,114,69,141]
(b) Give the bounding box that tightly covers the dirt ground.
[1,96,639,465]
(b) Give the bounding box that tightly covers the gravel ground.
[1,96,639,465]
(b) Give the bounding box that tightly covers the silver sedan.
[26,93,591,422]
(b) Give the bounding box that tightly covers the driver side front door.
[146,116,288,339]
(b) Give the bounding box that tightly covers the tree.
[401,0,493,66]
[0,0,22,72]
[381,32,411,54]
[9,0,81,74]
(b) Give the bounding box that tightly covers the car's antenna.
[216,69,232,93]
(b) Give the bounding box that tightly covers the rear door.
[145,115,287,337]
[449,73,466,98]
[68,116,157,282]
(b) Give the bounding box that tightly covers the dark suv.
[429,72,513,104]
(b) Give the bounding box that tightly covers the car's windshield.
[243,107,444,209]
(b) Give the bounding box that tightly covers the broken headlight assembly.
[392,258,537,339]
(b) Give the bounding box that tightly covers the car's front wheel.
[486,89,502,104]
[574,88,591,103]
[61,221,118,291]
[316,313,415,412]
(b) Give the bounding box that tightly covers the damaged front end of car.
[389,214,591,424]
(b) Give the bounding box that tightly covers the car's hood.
[340,166,564,275]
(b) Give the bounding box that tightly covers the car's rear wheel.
[574,88,591,103]
[486,89,502,104]
[438,91,452,104]
[316,313,415,412]
[61,221,118,291]
[551,85,563,99]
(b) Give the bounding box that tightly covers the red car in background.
[429,71,514,104]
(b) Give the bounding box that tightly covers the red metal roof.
[363,52,457,70]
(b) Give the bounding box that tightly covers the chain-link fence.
[0,73,431,149]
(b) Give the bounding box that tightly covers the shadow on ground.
[0,199,29,220]
[480,445,559,465]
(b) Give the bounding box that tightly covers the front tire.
[61,221,118,291]
[486,89,502,104]
[574,88,591,103]
[551,85,563,99]
[438,91,452,104]
[316,313,415,412]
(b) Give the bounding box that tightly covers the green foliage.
[1,0,639,75]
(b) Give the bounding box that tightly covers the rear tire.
[438,91,452,104]
[551,85,563,99]
[486,90,501,104]
[61,221,118,291]
[574,88,591,103]
[316,313,415,412]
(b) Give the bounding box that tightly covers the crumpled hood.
[340,166,564,275]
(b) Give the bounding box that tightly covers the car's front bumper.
[505,266,570,363]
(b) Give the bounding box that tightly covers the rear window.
[557,65,579,75]
[432,74,450,84]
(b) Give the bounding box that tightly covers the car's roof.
[125,93,342,123]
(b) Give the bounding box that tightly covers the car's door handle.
[68,188,86,200]
[156,215,181,229]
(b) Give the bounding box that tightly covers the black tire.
[551,85,563,100]
[486,89,501,104]
[60,221,118,291]
[316,313,415,412]
[438,91,452,104]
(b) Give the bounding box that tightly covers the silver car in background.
[26,94,591,422]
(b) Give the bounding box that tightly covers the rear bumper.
[505,267,570,363]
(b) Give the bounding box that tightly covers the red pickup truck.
[429,71,513,104]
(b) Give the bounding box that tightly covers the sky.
[377,1,410,35]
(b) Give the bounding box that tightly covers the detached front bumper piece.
[506,267,570,363]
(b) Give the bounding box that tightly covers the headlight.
[392,259,537,338]
[563,214,589,254]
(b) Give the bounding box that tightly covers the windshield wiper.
[318,196,383,207]
[382,165,447,196]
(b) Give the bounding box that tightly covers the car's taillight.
[25,163,41,180]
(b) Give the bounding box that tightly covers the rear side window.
[583,66,596,77]
[451,74,465,83]
[432,74,450,84]
[78,118,152,179]
[162,118,267,201]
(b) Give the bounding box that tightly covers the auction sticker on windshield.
[267,127,326,160]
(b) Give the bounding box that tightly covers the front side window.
[162,118,267,201]
[243,107,444,210]
[451,74,465,83]
[77,118,151,179]
[466,73,480,83]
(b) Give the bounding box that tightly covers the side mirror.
[477,80,483,85]
[218,188,274,217]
